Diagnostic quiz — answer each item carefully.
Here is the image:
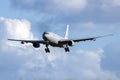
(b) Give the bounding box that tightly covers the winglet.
[64,24,69,39]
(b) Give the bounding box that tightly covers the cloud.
[0,17,119,80]
[101,42,120,77]
[18,49,119,80]
[101,0,120,14]
[102,0,120,7]
[0,17,35,40]
[112,0,120,6]
[11,0,87,14]
[10,0,120,25]
[70,22,119,34]
[53,0,87,13]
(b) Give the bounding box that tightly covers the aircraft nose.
[43,32,47,37]
[43,32,49,35]
[43,32,49,40]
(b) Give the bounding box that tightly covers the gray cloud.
[11,0,87,14]
[10,0,120,24]
[9,0,120,40]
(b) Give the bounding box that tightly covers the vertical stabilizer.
[64,24,69,39]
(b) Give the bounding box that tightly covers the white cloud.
[17,48,119,80]
[0,17,35,39]
[0,17,38,49]
[0,17,119,80]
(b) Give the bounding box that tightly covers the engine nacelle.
[21,41,24,44]
[68,40,74,46]
[33,43,40,48]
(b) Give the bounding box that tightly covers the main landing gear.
[64,47,70,52]
[45,43,50,53]
[45,47,50,53]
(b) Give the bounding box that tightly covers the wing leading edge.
[8,39,45,44]
[73,34,113,42]
[59,34,113,43]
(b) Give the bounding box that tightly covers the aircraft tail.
[64,24,69,39]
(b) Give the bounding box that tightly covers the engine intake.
[68,40,74,46]
[21,41,24,44]
[33,43,40,48]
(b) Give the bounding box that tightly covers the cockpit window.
[44,32,49,34]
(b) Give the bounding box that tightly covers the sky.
[0,0,120,80]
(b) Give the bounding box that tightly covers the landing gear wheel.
[67,47,70,52]
[45,48,47,53]
[45,48,50,53]
[65,47,70,52]
[47,48,50,53]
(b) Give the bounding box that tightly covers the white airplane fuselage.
[42,32,66,48]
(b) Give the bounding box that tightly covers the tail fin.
[64,24,69,39]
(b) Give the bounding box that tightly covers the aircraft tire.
[65,47,70,52]
[45,48,50,53]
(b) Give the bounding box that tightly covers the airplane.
[8,25,113,53]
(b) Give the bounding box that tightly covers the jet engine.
[33,43,40,48]
[68,40,74,46]
[21,41,24,44]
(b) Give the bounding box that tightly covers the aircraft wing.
[59,34,113,43]
[73,34,113,42]
[8,39,46,44]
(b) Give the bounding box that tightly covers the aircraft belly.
[44,33,65,47]
[49,42,63,47]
